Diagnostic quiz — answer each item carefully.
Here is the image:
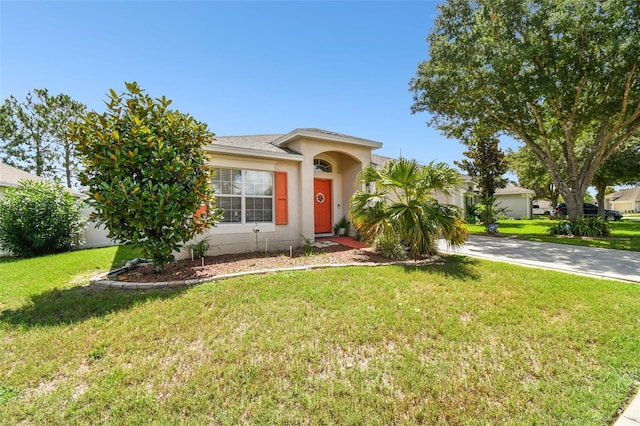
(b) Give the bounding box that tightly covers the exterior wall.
[81,206,117,248]
[494,194,532,219]
[177,155,303,258]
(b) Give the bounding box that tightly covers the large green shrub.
[547,218,609,237]
[68,82,220,271]
[0,180,85,257]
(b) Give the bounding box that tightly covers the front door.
[314,178,332,234]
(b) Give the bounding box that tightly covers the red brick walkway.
[317,236,369,249]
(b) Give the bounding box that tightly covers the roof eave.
[205,144,304,162]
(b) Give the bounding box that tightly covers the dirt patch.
[117,245,397,283]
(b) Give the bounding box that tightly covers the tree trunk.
[595,182,606,218]
[559,189,585,222]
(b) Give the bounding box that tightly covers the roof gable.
[605,186,640,202]
[272,128,383,149]
[206,128,382,160]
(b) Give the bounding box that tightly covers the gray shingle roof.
[213,134,287,153]
[210,128,382,157]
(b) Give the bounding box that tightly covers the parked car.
[555,203,623,221]
[532,204,551,215]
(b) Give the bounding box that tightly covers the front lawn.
[1,247,639,424]
[467,218,640,251]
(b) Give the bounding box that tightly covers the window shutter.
[275,171,288,225]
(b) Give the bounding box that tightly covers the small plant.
[0,386,18,404]
[465,203,478,223]
[301,235,314,256]
[88,345,107,361]
[374,233,408,260]
[187,237,210,258]
[333,216,350,236]
[572,217,610,237]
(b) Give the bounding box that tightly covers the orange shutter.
[275,171,288,225]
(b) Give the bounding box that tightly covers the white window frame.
[213,168,274,225]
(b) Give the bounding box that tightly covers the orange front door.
[314,179,332,234]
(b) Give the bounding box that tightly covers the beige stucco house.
[605,187,640,213]
[183,128,383,256]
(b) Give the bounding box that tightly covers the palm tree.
[350,158,467,259]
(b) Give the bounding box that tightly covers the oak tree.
[411,0,640,221]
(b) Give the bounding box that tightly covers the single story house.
[494,185,536,219]
[185,128,383,256]
[605,187,640,213]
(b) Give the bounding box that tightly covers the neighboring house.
[184,128,383,256]
[0,162,48,196]
[493,185,536,219]
[605,187,640,213]
[431,174,477,215]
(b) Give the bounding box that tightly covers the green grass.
[467,218,640,251]
[1,248,640,424]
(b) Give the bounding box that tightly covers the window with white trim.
[212,168,273,223]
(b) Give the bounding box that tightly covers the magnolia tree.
[68,82,219,271]
[411,0,640,221]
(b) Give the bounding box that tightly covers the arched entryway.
[312,151,362,235]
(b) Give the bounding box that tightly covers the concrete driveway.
[437,235,640,284]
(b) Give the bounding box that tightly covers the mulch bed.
[118,245,396,283]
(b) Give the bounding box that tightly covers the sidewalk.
[437,235,640,425]
[437,235,640,283]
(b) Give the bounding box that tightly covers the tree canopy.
[506,145,561,207]
[0,89,87,188]
[68,82,219,271]
[593,136,640,214]
[411,0,640,221]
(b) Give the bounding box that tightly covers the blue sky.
[0,1,521,167]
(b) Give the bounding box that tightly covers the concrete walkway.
[437,235,640,425]
[437,235,640,283]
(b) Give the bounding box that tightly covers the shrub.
[374,233,408,260]
[547,217,609,237]
[0,180,85,257]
